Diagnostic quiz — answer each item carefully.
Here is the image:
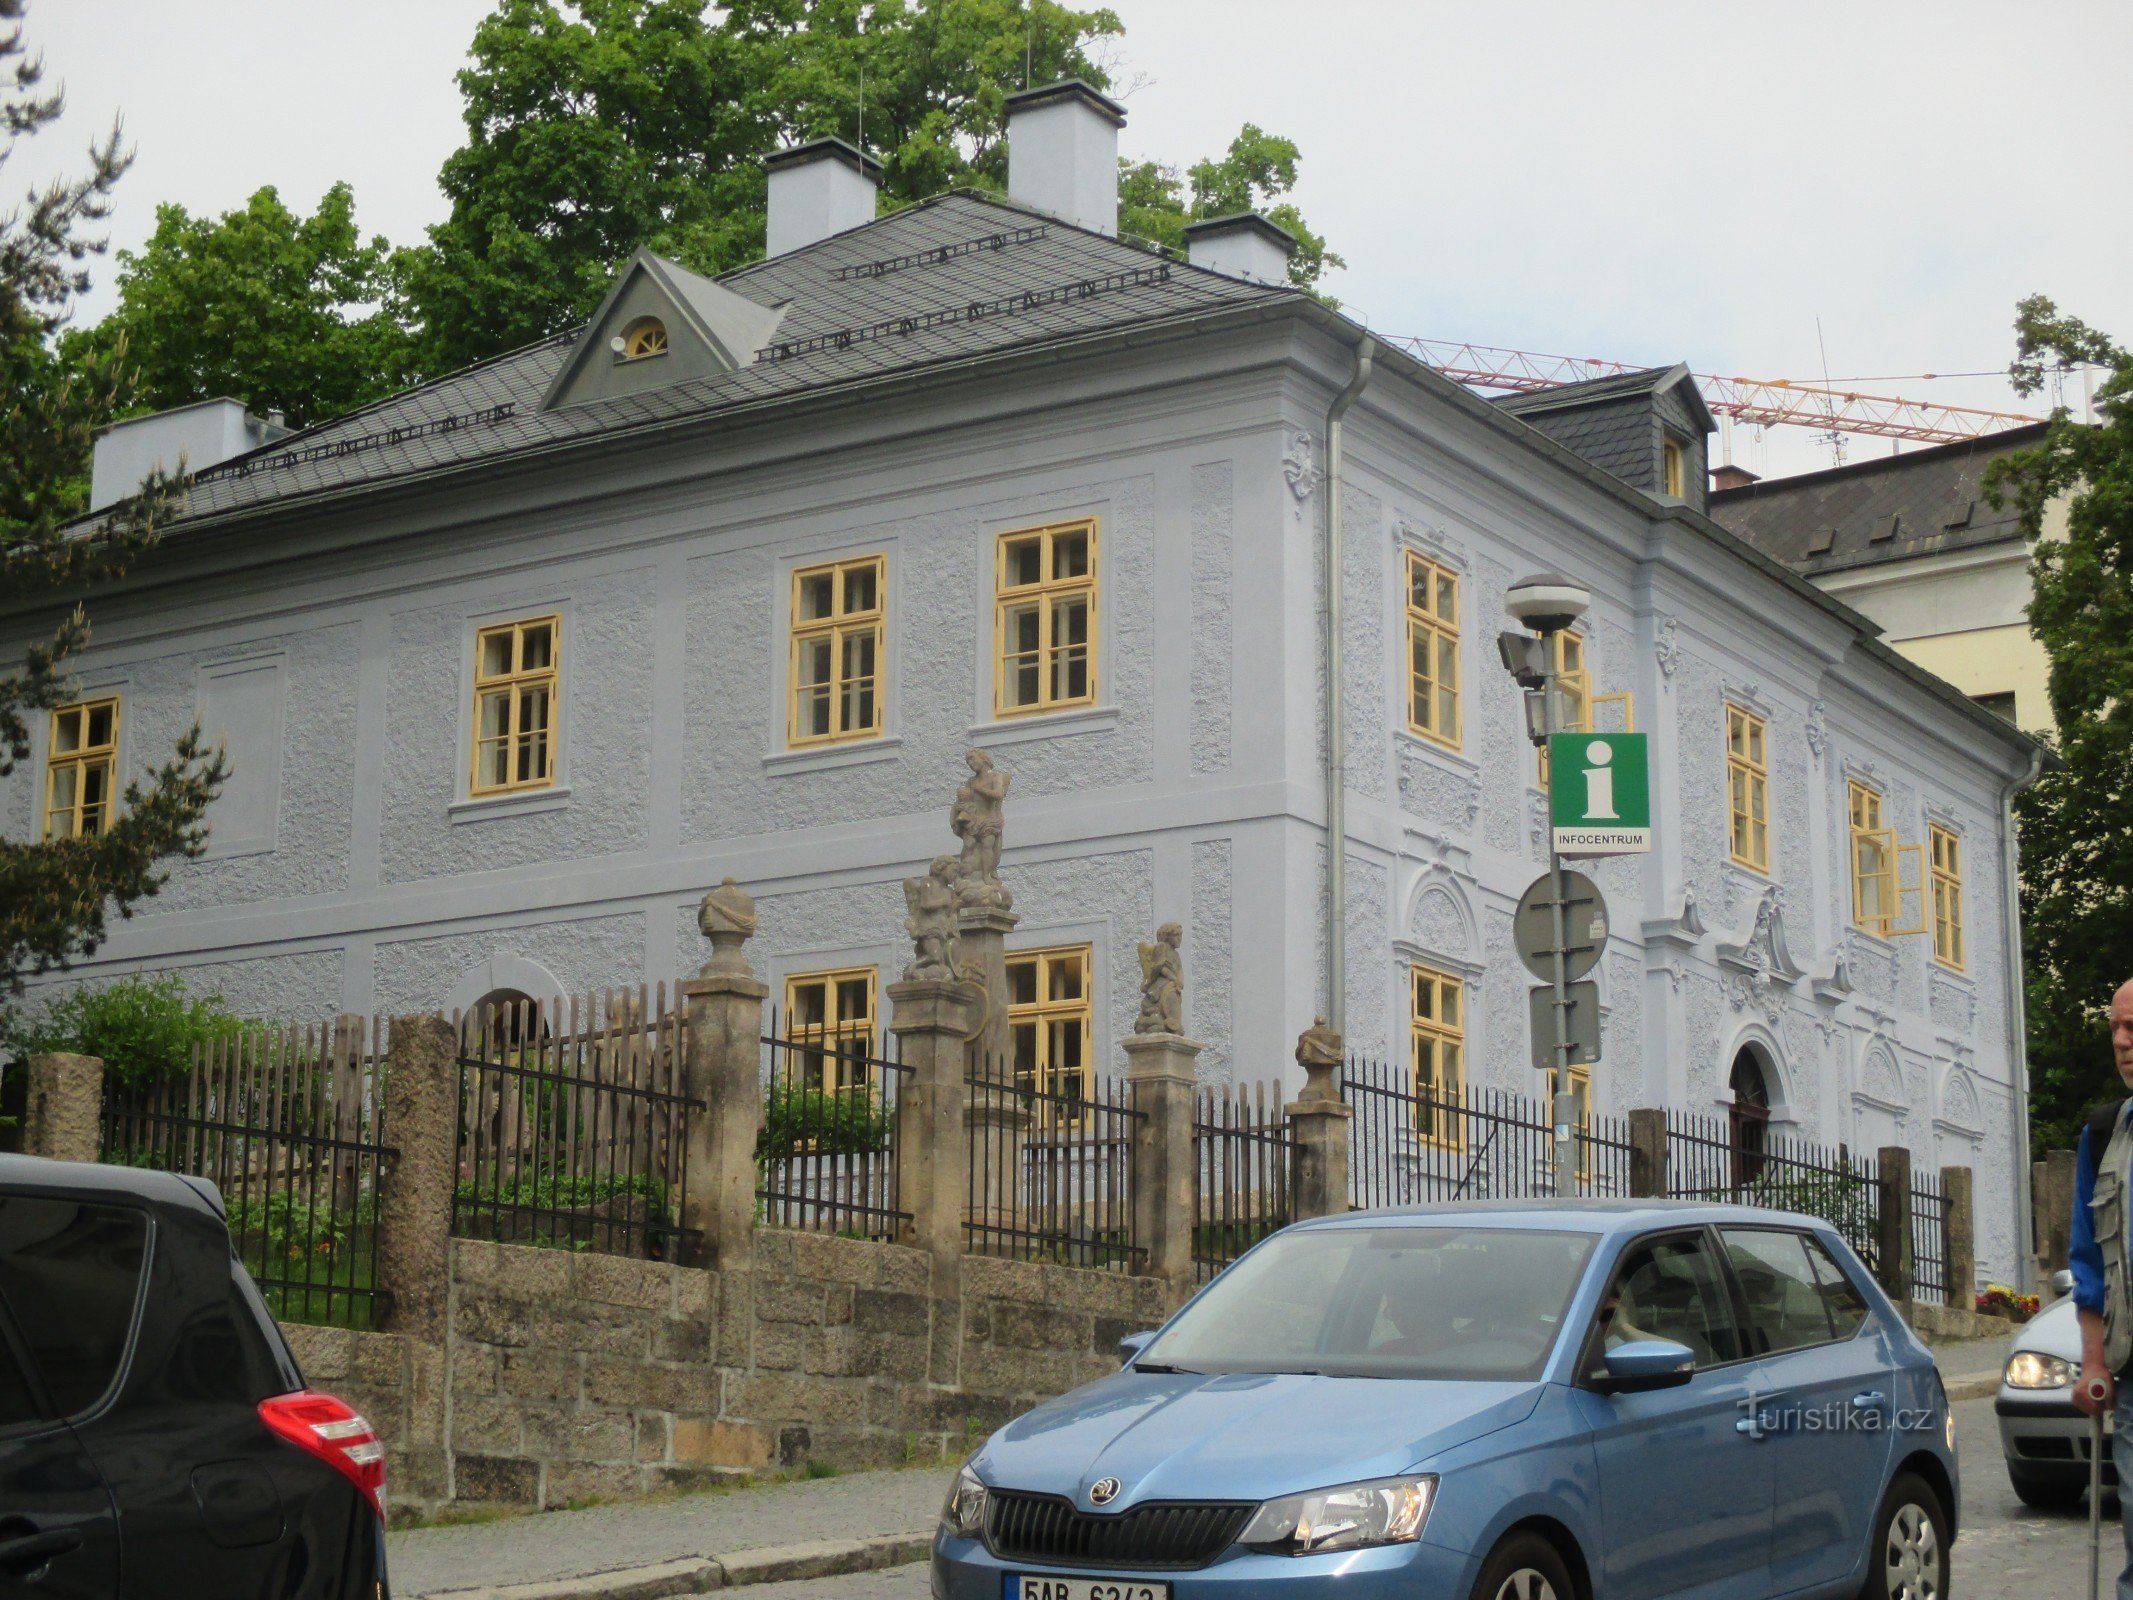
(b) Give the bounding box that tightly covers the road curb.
[418,1531,933,1600]
[1945,1373,2000,1403]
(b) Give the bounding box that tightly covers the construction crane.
[1385,337,2045,448]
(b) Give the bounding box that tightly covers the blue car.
[934,1200,1955,1600]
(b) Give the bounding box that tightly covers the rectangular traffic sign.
[1549,732,1650,857]
[1529,980,1601,1071]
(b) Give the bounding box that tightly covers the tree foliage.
[3,973,244,1087]
[1984,294,2133,1151]
[67,182,417,428]
[0,0,226,993]
[1119,122,1343,292]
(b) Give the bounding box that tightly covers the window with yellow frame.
[995,520,1096,717]
[1726,705,1769,872]
[44,697,120,840]
[1849,781,1895,935]
[1007,945,1092,1127]
[1410,965,1465,1149]
[789,555,884,747]
[784,966,878,1095]
[471,616,560,796]
[1661,436,1687,498]
[1546,1063,1593,1180]
[1404,551,1461,748]
[1535,631,1589,788]
[1929,825,1963,969]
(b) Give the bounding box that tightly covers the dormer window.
[618,317,668,361]
[1661,435,1687,497]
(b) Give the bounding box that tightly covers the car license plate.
[1010,1578,1170,1600]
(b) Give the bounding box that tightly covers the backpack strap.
[2088,1097,2131,1148]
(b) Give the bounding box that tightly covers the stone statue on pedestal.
[902,856,964,982]
[696,877,757,978]
[1135,922,1185,1035]
[950,748,1012,908]
[1295,1015,1344,1103]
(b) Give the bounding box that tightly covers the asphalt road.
[779,1395,2101,1598]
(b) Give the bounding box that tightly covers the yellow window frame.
[1410,964,1466,1150]
[1006,944,1093,1129]
[1662,436,1687,497]
[620,316,668,360]
[470,616,561,797]
[994,519,1098,718]
[1546,1063,1594,1181]
[1848,782,1928,938]
[1929,825,1964,970]
[1536,631,1590,788]
[1726,705,1770,872]
[788,555,886,748]
[1404,551,1461,749]
[784,965,879,1095]
[43,696,121,840]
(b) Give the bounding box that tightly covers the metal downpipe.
[2001,744,2043,1288]
[1324,337,1373,1033]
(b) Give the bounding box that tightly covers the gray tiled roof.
[1708,423,2047,574]
[175,191,1292,526]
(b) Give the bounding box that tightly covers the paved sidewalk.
[388,1468,948,1598]
[1932,1332,2011,1399]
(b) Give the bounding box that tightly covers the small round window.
[620,317,668,360]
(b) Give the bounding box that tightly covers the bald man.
[2068,977,2133,1591]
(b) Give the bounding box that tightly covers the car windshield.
[1140,1225,1596,1382]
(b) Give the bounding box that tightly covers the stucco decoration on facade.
[1404,878,1477,969]
[1937,1063,1984,1135]
[1343,486,1388,802]
[1189,462,1234,776]
[1282,431,1320,518]
[1654,615,1681,679]
[1723,1023,1790,1120]
[1189,838,1233,1081]
[376,914,647,1018]
[1856,1040,1907,1122]
[1343,854,1391,1062]
[441,952,570,1017]
[1930,969,1978,1033]
[1398,745,1482,836]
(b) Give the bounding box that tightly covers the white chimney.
[90,398,288,511]
[1183,212,1297,286]
[764,137,883,256]
[1004,79,1125,236]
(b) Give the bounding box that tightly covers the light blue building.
[6,83,2037,1281]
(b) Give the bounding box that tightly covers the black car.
[0,1154,389,1598]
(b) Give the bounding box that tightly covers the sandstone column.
[1874,1144,1914,1305]
[2036,1150,2076,1279]
[378,1015,458,1342]
[23,1053,103,1163]
[680,878,768,1273]
[1627,1108,1669,1199]
[1940,1165,1974,1310]
[1287,1018,1351,1222]
[889,977,983,1386]
[1123,1033,1200,1292]
[957,903,1029,1234]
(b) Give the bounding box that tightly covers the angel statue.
[902,857,963,982]
[1135,922,1185,1035]
[950,748,1012,906]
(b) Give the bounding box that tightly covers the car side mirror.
[1600,1340,1697,1393]
[1118,1330,1156,1365]
[2051,1269,2075,1300]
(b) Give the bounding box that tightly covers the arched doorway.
[1729,1048,1772,1188]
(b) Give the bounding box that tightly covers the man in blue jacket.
[2070,978,2133,1589]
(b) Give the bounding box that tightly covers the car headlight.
[1237,1475,1436,1556]
[940,1464,988,1539]
[2005,1351,2074,1390]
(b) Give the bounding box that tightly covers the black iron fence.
[757,1010,911,1239]
[453,988,700,1260]
[1663,1107,1881,1267]
[1192,1079,1294,1281]
[1910,1170,1947,1303]
[1344,1054,1633,1208]
[99,1018,394,1330]
[966,1056,1144,1270]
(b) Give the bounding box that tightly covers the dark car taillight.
[258,1390,386,1519]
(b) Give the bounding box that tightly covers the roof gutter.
[1324,334,1373,1034]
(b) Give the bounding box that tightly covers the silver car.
[1996,1270,2115,1508]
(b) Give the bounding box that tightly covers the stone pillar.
[956,903,1028,1235]
[1940,1165,1974,1310]
[1627,1108,1669,1199]
[1123,1034,1200,1292]
[956,903,1019,1069]
[889,979,984,1267]
[1875,1144,1914,1305]
[24,1053,103,1164]
[680,884,768,1272]
[378,1015,458,1342]
[1287,1020,1350,1222]
[2036,1149,2077,1277]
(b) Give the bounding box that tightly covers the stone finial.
[902,855,964,982]
[1295,1015,1344,1103]
[1135,922,1185,1036]
[950,748,1012,909]
[696,876,758,978]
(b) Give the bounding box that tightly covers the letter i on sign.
[1583,740,1617,820]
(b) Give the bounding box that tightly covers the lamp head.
[1505,572,1591,635]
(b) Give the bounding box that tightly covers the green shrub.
[4,975,246,1087]
[757,1083,891,1159]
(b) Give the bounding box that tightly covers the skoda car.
[935,1200,1956,1600]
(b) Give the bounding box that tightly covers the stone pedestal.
[379,1016,457,1342]
[24,1052,103,1164]
[1627,1108,1669,1199]
[2035,1150,2076,1282]
[1288,1098,1352,1222]
[681,970,768,1272]
[888,979,984,1267]
[1940,1165,1975,1309]
[955,902,1019,1071]
[1875,1144,1914,1304]
[1123,1033,1201,1291]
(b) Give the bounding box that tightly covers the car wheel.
[1469,1530,1576,1600]
[1862,1471,1949,1600]
[2007,1466,2085,1511]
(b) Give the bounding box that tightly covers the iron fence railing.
[1910,1170,1948,1303]
[1192,1079,1295,1281]
[1662,1107,1881,1268]
[966,1056,1144,1270]
[452,988,700,1261]
[757,1010,911,1239]
[99,1018,394,1330]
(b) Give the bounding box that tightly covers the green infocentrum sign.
[1549,733,1651,857]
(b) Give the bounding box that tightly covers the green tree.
[4,974,244,1087]
[68,182,416,429]
[0,0,227,993]
[1119,122,1343,291]
[1984,295,2133,1151]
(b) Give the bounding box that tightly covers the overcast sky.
[22,0,2131,480]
